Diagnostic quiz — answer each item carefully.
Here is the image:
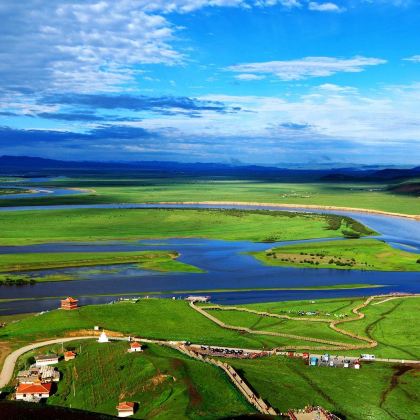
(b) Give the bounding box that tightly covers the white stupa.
[98,331,109,343]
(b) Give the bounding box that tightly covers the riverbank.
[251,239,420,271]
[0,251,202,283]
[156,201,420,220]
[0,207,373,246]
[0,283,385,303]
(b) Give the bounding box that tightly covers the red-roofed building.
[16,382,52,402]
[128,342,143,353]
[60,297,78,310]
[64,351,76,361]
[116,401,135,417]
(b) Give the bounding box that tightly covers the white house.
[16,382,52,402]
[116,401,135,417]
[34,354,59,367]
[128,342,143,352]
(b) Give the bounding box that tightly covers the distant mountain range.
[0,155,419,181]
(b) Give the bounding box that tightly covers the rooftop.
[62,297,78,303]
[16,382,52,394]
[116,401,135,410]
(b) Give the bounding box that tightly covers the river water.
[0,190,418,314]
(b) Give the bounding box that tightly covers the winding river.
[0,188,419,314]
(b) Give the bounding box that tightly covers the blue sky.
[0,0,419,166]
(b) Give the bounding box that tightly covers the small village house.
[34,354,59,367]
[128,342,143,352]
[60,296,78,310]
[15,382,52,402]
[64,351,76,361]
[116,401,135,417]
[17,365,60,384]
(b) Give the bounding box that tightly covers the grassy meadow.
[1,299,326,351]
[342,297,420,360]
[0,208,371,246]
[17,341,252,419]
[242,297,366,319]
[0,251,202,278]
[229,356,420,420]
[5,298,419,420]
[1,296,419,359]
[1,178,418,215]
[252,238,420,271]
[203,308,361,345]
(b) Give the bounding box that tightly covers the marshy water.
[0,190,419,314]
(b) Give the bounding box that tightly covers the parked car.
[360,354,375,360]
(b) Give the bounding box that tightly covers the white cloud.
[404,55,420,62]
[226,56,386,81]
[172,83,420,144]
[317,83,358,93]
[308,2,344,12]
[0,1,184,93]
[235,73,266,80]
[0,0,310,93]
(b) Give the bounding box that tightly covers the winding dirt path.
[191,293,420,352]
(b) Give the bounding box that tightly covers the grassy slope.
[242,297,366,319]
[204,309,359,345]
[0,251,203,276]
[252,239,420,271]
[0,300,325,351]
[235,296,420,359]
[0,208,364,246]
[18,341,252,419]
[2,297,418,359]
[1,178,419,215]
[229,356,420,420]
[342,297,420,360]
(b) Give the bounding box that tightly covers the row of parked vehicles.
[201,345,245,356]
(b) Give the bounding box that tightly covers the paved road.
[0,336,95,388]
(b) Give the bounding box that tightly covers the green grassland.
[0,188,31,195]
[242,297,366,319]
[341,297,420,360]
[1,178,419,215]
[0,300,326,351]
[18,341,251,419]
[2,296,419,359]
[211,297,420,360]
[203,308,360,345]
[0,251,202,283]
[5,297,419,420]
[0,208,373,246]
[252,239,420,271]
[228,356,420,420]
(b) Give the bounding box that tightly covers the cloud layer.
[227,56,386,81]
